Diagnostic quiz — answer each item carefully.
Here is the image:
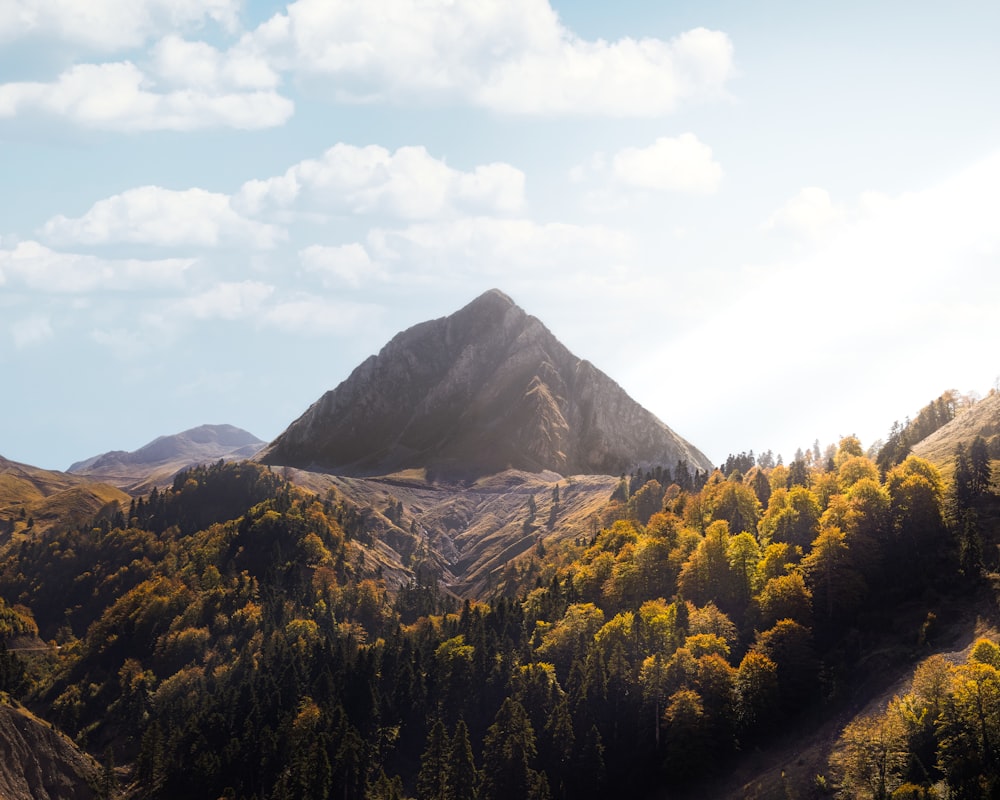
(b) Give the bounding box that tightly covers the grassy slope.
[0,456,129,543]
[912,390,1000,478]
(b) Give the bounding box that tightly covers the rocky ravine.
[286,467,618,597]
[260,289,712,479]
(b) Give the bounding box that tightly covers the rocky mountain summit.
[260,289,711,478]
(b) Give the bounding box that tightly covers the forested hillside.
[0,432,997,798]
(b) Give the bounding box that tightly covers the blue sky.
[2,0,999,471]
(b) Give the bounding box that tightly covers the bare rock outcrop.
[260,289,711,479]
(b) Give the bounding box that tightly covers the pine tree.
[417,719,449,800]
[970,435,993,496]
[480,698,546,800]
[445,719,478,800]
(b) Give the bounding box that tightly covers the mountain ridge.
[68,423,265,493]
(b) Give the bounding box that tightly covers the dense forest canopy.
[0,429,997,798]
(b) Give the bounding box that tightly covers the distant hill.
[68,424,265,493]
[260,289,711,479]
[0,455,128,540]
[912,390,1000,474]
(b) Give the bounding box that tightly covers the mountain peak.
[468,287,516,309]
[260,291,711,479]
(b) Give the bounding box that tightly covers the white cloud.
[150,35,281,91]
[262,296,378,336]
[0,0,240,51]
[300,243,383,287]
[478,27,734,116]
[0,240,194,292]
[610,133,723,193]
[11,315,54,348]
[763,187,846,238]
[174,281,274,320]
[236,143,524,220]
[368,217,634,279]
[249,0,733,115]
[42,186,285,249]
[0,61,293,131]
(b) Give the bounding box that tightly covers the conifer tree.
[970,435,993,496]
[445,719,478,800]
[480,698,547,800]
[418,718,450,800]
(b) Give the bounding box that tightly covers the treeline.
[0,443,994,798]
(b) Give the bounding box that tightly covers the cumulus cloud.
[763,187,846,238]
[150,35,280,91]
[173,281,274,320]
[611,133,723,194]
[0,0,240,51]
[300,243,384,287]
[478,28,734,115]
[249,0,733,115]
[0,240,193,292]
[261,295,378,336]
[235,143,524,220]
[42,186,285,249]
[10,315,54,348]
[0,61,293,131]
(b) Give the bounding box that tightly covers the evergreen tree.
[480,698,547,800]
[970,435,993,496]
[418,719,449,800]
[445,719,479,800]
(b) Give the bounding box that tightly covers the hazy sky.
[2,0,999,471]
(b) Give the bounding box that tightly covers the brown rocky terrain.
[260,289,711,479]
[0,700,100,800]
[286,466,618,596]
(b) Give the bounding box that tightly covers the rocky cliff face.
[260,289,711,478]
